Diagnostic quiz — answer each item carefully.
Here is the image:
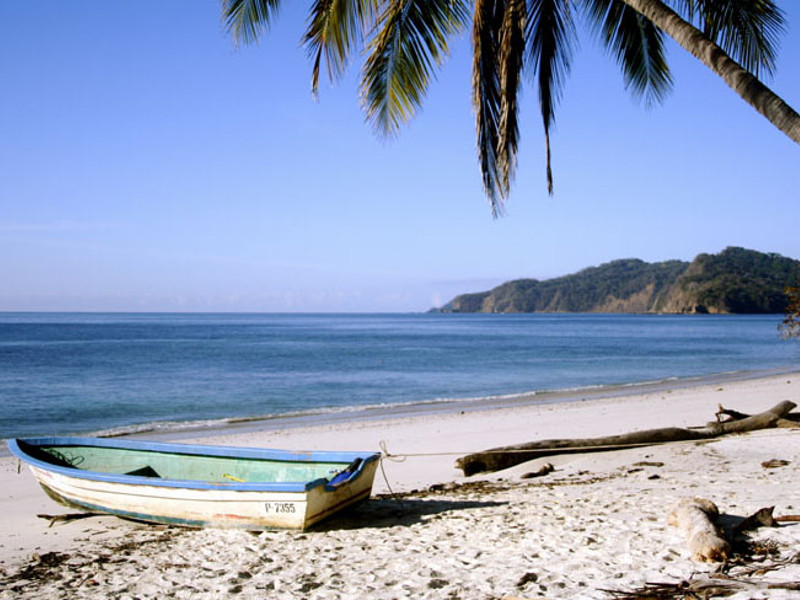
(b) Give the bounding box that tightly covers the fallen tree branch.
[604,548,800,598]
[703,401,797,435]
[37,513,107,527]
[668,497,730,562]
[776,515,800,523]
[520,463,554,479]
[716,403,800,426]
[734,506,778,535]
[715,403,751,422]
[605,577,800,599]
[456,401,797,476]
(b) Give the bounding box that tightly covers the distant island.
[433,247,800,314]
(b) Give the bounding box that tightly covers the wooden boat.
[8,437,381,530]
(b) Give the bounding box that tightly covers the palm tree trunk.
[621,0,800,145]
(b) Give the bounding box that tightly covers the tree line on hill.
[433,247,800,315]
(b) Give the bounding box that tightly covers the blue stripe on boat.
[8,437,380,494]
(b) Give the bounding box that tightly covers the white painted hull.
[10,437,381,531]
[30,459,378,530]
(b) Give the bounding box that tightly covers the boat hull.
[10,437,380,530]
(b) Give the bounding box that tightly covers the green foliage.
[362,0,469,136]
[223,0,283,45]
[437,248,800,314]
[441,258,688,312]
[673,0,784,77]
[221,1,790,213]
[678,247,800,313]
[781,279,800,338]
[304,0,374,97]
[586,0,671,106]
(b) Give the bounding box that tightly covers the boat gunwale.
[8,437,381,493]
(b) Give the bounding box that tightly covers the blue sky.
[2,1,798,312]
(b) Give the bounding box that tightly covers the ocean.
[0,312,797,441]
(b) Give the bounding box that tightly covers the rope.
[377,441,406,511]
[379,439,407,462]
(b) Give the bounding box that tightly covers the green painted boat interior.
[34,445,350,484]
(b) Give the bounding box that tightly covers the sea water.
[0,312,797,440]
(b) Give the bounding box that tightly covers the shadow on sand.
[317,496,507,531]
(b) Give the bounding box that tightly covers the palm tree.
[222,0,798,215]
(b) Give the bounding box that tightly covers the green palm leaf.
[473,0,504,212]
[304,0,378,97]
[497,0,527,204]
[472,0,531,213]
[221,0,798,207]
[223,0,283,45]
[701,0,784,77]
[527,0,576,195]
[361,0,469,137]
[672,0,784,76]
[586,0,672,106]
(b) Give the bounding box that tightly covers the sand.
[2,371,800,599]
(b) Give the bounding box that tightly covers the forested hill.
[434,247,800,314]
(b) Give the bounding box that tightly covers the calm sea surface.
[0,312,797,440]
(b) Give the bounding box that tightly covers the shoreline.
[3,365,796,452]
[185,364,799,440]
[2,369,800,598]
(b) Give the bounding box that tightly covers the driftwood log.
[456,401,797,476]
[668,497,730,562]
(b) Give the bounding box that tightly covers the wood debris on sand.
[457,401,799,475]
[4,398,800,599]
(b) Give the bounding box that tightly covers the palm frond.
[473,0,504,212]
[585,0,672,106]
[361,0,469,137]
[695,0,785,77]
[222,0,283,45]
[670,0,699,22]
[304,0,378,97]
[497,0,527,201]
[527,0,575,195]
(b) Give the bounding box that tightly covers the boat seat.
[328,458,363,486]
[125,465,161,478]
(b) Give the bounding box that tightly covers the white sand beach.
[2,371,800,599]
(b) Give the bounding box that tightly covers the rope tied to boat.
[378,440,406,463]
[377,440,406,510]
